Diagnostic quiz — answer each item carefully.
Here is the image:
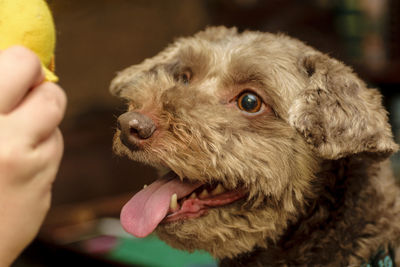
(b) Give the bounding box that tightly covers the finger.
[0,46,44,114]
[0,128,63,186]
[9,82,67,146]
[34,128,64,184]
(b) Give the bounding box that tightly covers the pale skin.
[0,46,66,266]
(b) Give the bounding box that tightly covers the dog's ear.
[289,53,398,160]
[110,42,181,97]
[110,65,143,97]
[110,53,174,97]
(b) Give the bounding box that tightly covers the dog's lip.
[162,188,247,223]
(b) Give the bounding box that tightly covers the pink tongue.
[120,173,202,238]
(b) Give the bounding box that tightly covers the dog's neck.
[221,157,400,266]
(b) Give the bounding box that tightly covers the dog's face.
[111,27,397,258]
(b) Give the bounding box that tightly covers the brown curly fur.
[110,26,400,266]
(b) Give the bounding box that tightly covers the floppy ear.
[110,45,179,97]
[110,52,174,97]
[289,53,398,160]
[110,65,144,97]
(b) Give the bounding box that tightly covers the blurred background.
[14,0,400,266]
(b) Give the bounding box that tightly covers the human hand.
[0,46,66,266]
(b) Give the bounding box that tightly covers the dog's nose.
[117,111,156,149]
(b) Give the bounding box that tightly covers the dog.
[110,26,400,266]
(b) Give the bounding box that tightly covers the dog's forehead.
[173,33,266,76]
[166,32,306,105]
[112,29,309,113]
[162,35,265,90]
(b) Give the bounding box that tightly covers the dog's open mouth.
[120,171,247,238]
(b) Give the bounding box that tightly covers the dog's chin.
[156,201,290,259]
[150,173,293,259]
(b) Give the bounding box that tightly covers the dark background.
[14,0,400,265]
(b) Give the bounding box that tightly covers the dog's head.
[110,27,398,258]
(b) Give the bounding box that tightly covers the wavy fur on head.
[111,27,400,266]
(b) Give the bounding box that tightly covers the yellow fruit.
[0,0,58,82]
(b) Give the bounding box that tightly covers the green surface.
[107,235,217,267]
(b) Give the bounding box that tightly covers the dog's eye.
[237,92,262,113]
[181,73,189,84]
[177,70,191,85]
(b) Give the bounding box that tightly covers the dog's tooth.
[189,192,197,199]
[211,184,226,196]
[143,184,148,189]
[170,193,178,211]
[199,189,209,199]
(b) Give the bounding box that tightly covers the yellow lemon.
[0,0,58,82]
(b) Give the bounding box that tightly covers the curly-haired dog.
[110,27,400,266]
